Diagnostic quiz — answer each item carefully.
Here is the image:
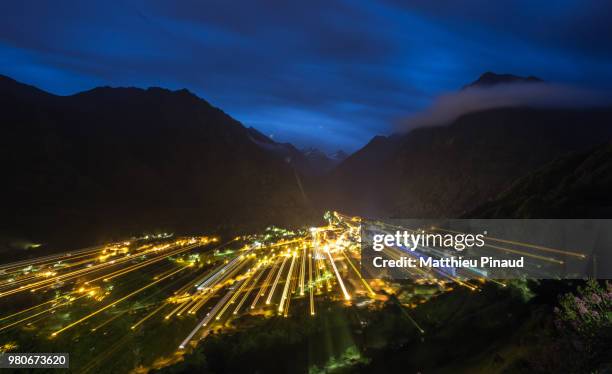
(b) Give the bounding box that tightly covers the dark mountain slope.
[301,147,347,175]
[322,106,612,218]
[245,126,314,175]
[468,142,612,218]
[246,127,347,176]
[0,75,311,248]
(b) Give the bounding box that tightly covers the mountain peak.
[247,127,276,145]
[0,74,52,98]
[73,85,201,101]
[301,147,348,162]
[464,72,543,90]
[330,150,348,161]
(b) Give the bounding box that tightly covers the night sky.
[2,1,612,151]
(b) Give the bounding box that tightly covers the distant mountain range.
[2,72,611,249]
[301,147,348,174]
[246,127,347,176]
[319,73,612,218]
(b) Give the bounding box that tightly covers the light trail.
[0,245,104,272]
[1,211,565,366]
[184,259,252,317]
[131,303,167,330]
[176,298,198,317]
[86,254,178,284]
[299,245,306,296]
[278,252,297,313]
[311,229,322,291]
[320,253,333,291]
[484,243,564,264]
[0,256,99,290]
[0,242,199,298]
[325,247,351,301]
[187,294,211,315]
[266,254,289,305]
[340,248,375,296]
[0,293,90,332]
[181,258,253,316]
[0,289,83,322]
[215,276,249,320]
[178,287,235,349]
[165,301,188,320]
[233,265,265,314]
[432,227,586,258]
[385,246,477,290]
[51,266,187,337]
[194,253,244,290]
[308,246,315,316]
[251,258,278,309]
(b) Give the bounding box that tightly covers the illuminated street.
[0,212,593,372]
[0,212,413,371]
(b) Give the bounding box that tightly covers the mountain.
[330,150,348,162]
[246,127,347,176]
[0,75,313,248]
[468,142,612,218]
[463,71,543,90]
[245,126,310,171]
[301,147,347,175]
[321,106,612,218]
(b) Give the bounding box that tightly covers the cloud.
[385,0,612,60]
[399,82,612,130]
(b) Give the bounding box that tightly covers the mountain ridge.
[463,71,543,90]
[321,106,612,218]
[0,75,314,248]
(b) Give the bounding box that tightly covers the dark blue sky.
[2,1,612,151]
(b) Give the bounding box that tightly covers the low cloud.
[399,82,612,130]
